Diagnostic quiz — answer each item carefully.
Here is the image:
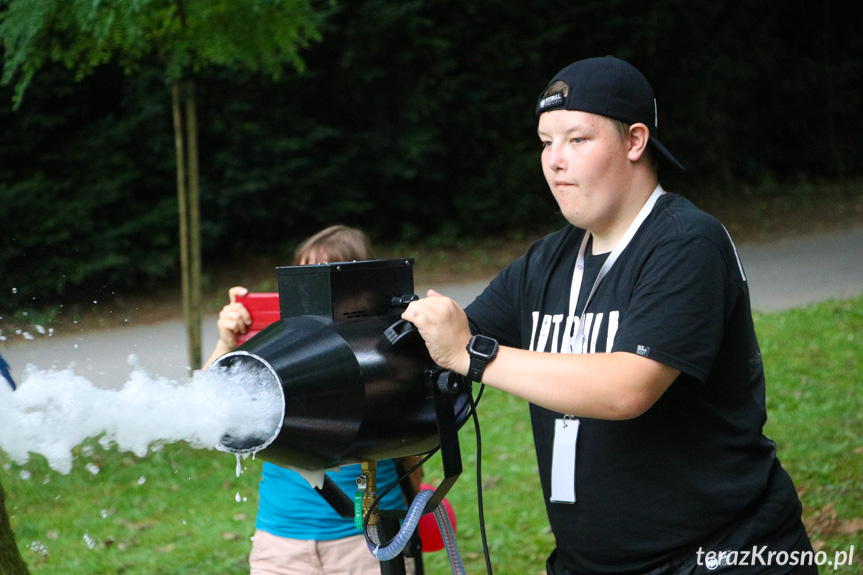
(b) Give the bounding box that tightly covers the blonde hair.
[293,225,373,265]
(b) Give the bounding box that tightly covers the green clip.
[354,474,367,531]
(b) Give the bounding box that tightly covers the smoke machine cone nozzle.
[211,314,472,470]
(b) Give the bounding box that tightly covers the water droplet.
[83,533,96,550]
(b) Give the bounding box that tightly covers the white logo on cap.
[540,92,565,110]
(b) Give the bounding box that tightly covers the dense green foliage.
[0,0,327,98]
[1,0,861,309]
[0,0,329,311]
[2,295,862,573]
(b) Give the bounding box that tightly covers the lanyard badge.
[551,417,580,503]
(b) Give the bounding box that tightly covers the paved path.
[3,226,862,388]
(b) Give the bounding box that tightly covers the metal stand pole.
[376,515,408,575]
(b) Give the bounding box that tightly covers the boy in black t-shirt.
[402,56,815,574]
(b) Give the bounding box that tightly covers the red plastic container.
[235,293,280,345]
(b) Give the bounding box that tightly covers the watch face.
[471,335,498,357]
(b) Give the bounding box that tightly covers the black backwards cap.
[536,56,684,171]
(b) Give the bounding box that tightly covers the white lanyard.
[567,185,664,350]
[552,186,664,504]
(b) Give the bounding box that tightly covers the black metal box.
[276,258,415,322]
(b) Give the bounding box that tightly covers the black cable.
[362,447,440,548]
[360,378,492,567]
[474,380,486,405]
[470,384,494,575]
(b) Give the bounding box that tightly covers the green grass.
[757,297,863,567]
[3,295,862,574]
[3,442,262,574]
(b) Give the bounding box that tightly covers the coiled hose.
[367,488,434,561]
[366,487,467,574]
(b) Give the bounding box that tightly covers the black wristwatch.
[466,334,499,382]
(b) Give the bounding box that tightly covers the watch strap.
[468,356,487,382]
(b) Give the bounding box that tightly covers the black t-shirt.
[465,193,807,574]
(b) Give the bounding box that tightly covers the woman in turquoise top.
[204,225,420,575]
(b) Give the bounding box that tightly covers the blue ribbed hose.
[367,488,434,561]
[367,488,467,574]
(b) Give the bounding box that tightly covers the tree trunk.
[185,81,202,370]
[172,80,203,372]
[0,479,31,575]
